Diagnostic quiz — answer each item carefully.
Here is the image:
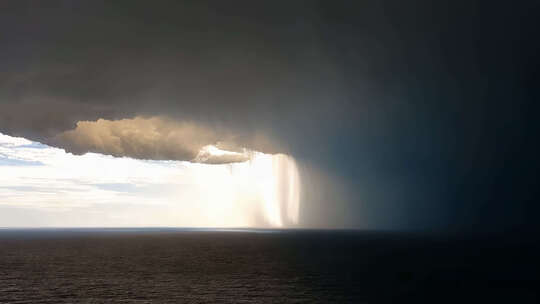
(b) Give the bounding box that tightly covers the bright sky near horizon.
[0,132,300,228]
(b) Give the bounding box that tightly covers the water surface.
[0,229,537,303]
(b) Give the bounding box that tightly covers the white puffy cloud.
[50,116,265,164]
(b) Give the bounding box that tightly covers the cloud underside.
[50,116,271,164]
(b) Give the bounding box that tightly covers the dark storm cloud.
[0,1,538,232]
[0,0,342,157]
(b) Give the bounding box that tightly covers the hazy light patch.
[192,144,250,164]
[0,132,300,228]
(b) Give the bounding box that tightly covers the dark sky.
[1,0,538,233]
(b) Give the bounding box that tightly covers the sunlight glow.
[0,133,300,228]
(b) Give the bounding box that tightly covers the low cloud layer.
[51,116,265,164]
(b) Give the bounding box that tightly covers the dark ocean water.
[0,229,537,303]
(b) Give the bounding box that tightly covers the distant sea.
[0,228,537,303]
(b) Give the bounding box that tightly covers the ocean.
[0,229,537,303]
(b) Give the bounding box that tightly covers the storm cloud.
[0,1,538,232]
